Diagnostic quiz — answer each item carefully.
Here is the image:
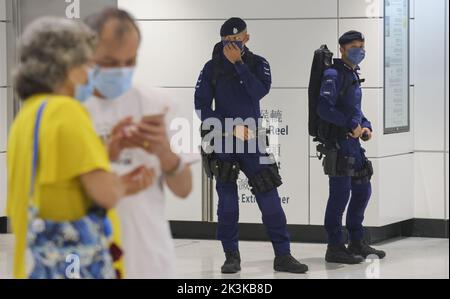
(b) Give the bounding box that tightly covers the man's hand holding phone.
[135,113,169,156]
[108,117,141,161]
[135,111,181,174]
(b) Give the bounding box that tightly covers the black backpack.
[308,45,357,140]
[308,45,334,137]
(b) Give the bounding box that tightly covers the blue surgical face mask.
[222,40,244,51]
[74,68,94,102]
[346,48,366,66]
[93,67,135,100]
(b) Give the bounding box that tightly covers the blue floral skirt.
[26,208,116,279]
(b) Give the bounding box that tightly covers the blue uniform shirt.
[317,58,372,132]
[195,51,272,126]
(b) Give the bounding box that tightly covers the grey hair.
[14,17,97,100]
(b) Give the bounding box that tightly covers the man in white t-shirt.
[84,8,194,279]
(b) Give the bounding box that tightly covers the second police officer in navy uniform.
[195,17,308,274]
[317,31,386,264]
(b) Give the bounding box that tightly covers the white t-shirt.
[84,86,185,279]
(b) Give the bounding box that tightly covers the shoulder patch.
[323,68,339,78]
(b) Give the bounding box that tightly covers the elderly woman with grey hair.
[7,17,154,279]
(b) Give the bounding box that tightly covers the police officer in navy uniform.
[195,17,308,274]
[317,31,386,264]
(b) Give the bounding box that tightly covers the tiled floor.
[0,235,448,279]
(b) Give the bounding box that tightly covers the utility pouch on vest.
[317,144,356,177]
[209,159,241,183]
[248,161,282,195]
[352,159,374,185]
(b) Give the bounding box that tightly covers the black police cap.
[339,30,365,46]
[220,17,247,37]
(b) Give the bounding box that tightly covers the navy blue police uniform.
[317,32,373,246]
[195,19,291,257]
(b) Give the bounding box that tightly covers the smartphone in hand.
[141,114,165,125]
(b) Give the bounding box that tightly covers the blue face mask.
[74,68,94,102]
[222,40,244,51]
[346,48,366,66]
[93,67,135,100]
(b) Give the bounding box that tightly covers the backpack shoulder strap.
[330,65,353,99]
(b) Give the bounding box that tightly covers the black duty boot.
[325,244,364,264]
[221,251,241,274]
[348,240,386,259]
[274,254,309,274]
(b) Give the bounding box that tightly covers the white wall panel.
[0,0,6,21]
[120,0,338,20]
[414,152,446,219]
[135,21,217,88]
[0,153,6,216]
[414,0,447,151]
[0,22,7,87]
[135,20,338,88]
[248,20,338,88]
[377,154,414,225]
[339,0,383,18]
[309,157,329,226]
[339,18,384,88]
[412,0,448,221]
[0,88,7,152]
[410,0,415,19]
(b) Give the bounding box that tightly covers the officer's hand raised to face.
[223,43,243,64]
[348,124,363,139]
